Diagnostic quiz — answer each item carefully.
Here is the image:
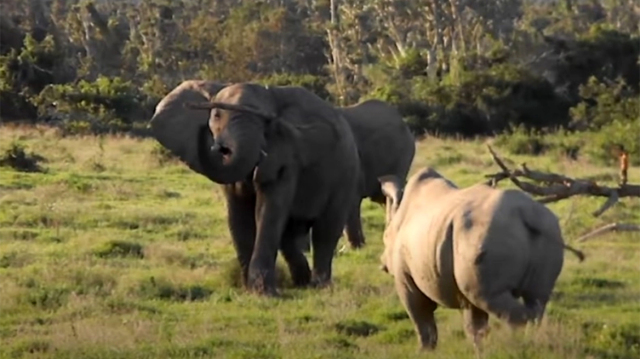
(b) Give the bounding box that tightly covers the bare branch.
[576,223,640,242]
[485,145,640,217]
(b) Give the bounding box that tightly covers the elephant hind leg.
[462,305,489,358]
[395,272,439,350]
[344,200,365,249]
[280,221,312,287]
[310,207,351,287]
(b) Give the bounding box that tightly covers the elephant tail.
[517,197,585,262]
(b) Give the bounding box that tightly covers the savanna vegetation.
[1,125,639,358]
[1,0,639,358]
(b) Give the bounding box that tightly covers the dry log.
[576,223,640,242]
[484,145,640,217]
[483,145,640,245]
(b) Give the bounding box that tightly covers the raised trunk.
[205,121,263,184]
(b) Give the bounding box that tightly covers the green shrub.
[93,240,145,259]
[30,76,154,135]
[259,73,331,101]
[569,77,639,165]
[583,120,640,166]
[364,62,570,137]
[135,276,213,302]
[0,141,47,172]
[494,125,549,156]
[0,34,64,120]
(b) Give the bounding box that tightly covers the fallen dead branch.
[484,145,640,242]
[484,145,640,217]
[576,223,640,242]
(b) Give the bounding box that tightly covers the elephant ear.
[148,80,226,177]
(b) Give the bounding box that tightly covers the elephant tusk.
[260,149,268,157]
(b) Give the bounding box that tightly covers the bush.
[0,141,47,172]
[93,240,145,259]
[364,62,570,137]
[0,34,65,120]
[258,73,331,101]
[494,125,549,156]
[545,26,640,103]
[30,76,155,135]
[570,77,639,164]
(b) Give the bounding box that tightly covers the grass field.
[1,124,639,359]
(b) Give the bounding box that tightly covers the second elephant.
[298,99,416,252]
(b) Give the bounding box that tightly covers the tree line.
[0,0,638,162]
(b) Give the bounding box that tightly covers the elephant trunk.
[201,120,262,184]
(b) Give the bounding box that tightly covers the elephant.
[297,98,416,252]
[377,167,585,353]
[149,80,361,296]
[151,80,415,254]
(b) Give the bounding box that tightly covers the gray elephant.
[149,80,361,296]
[377,167,584,353]
[297,99,416,252]
[151,80,415,254]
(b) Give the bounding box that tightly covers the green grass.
[1,124,639,359]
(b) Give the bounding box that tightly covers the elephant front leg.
[224,189,257,286]
[249,171,298,296]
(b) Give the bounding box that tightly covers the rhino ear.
[378,175,403,207]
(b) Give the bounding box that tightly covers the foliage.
[0,0,637,139]
[29,76,156,135]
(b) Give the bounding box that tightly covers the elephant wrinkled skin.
[378,167,585,353]
[298,99,416,252]
[149,80,360,296]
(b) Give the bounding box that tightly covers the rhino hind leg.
[483,291,542,329]
[395,273,439,351]
[523,295,550,325]
[462,305,489,359]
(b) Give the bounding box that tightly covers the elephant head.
[185,83,293,184]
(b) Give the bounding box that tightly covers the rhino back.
[449,186,533,305]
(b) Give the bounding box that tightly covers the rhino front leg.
[395,272,439,351]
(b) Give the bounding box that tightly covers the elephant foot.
[290,265,311,288]
[310,272,333,289]
[247,267,278,296]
